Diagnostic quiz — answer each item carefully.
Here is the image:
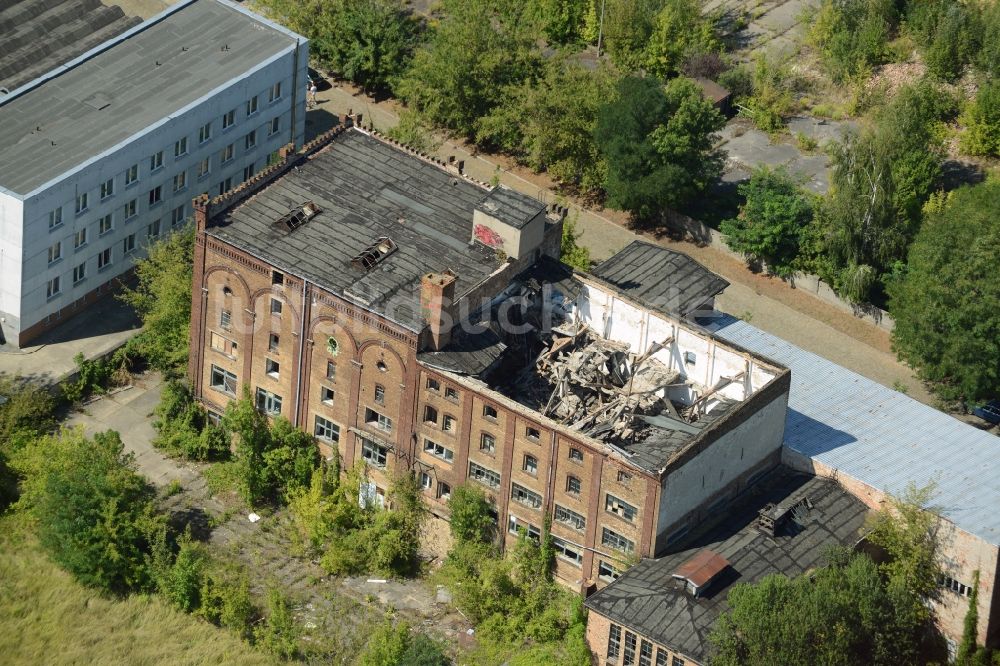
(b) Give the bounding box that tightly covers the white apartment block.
[0,0,307,346]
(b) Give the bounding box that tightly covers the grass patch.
[204,461,242,498]
[0,516,276,665]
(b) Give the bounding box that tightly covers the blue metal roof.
[709,316,1000,546]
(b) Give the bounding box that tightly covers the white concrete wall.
[0,190,24,341]
[5,40,307,338]
[656,388,789,540]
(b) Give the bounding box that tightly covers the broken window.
[268,333,280,351]
[480,432,496,454]
[511,482,542,509]
[599,560,622,583]
[523,454,538,475]
[601,527,634,554]
[265,358,279,379]
[507,515,540,540]
[326,361,337,380]
[526,426,541,441]
[276,201,321,231]
[437,481,451,500]
[445,387,459,401]
[321,386,335,405]
[469,461,500,488]
[420,472,432,490]
[606,493,637,523]
[255,388,282,415]
[314,416,340,442]
[639,640,653,666]
[552,536,582,566]
[351,236,397,270]
[442,414,456,431]
[374,384,385,405]
[566,475,581,495]
[483,404,498,420]
[423,439,453,462]
[365,408,392,432]
[623,631,637,666]
[360,437,387,468]
[607,625,622,662]
[270,298,282,315]
[617,470,632,486]
[210,365,237,396]
[554,504,586,531]
[426,377,440,392]
[568,447,584,463]
[424,405,438,425]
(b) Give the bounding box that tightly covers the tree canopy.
[888,180,1000,403]
[595,76,725,221]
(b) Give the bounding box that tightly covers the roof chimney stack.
[420,271,457,352]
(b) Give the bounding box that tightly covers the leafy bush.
[151,530,205,613]
[386,110,441,154]
[906,0,980,81]
[740,54,795,133]
[960,82,1000,157]
[256,587,299,660]
[720,167,815,277]
[359,620,449,666]
[153,380,230,460]
[198,568,258,641]
[809,0,898,83]
[560,216,591,271]
[644,0,721,78]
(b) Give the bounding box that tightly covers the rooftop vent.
[756,496,814,537]
[671,549,729,597]
[277,201,321,231]
[352,236,398,270]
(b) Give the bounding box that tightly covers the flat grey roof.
[474,185,546,230]
[0,0,140,94]
[709,316,1000,546]
[584,470,869,663]
[0,0,299,195]
[591,241,730,318]
[209,128,503,332]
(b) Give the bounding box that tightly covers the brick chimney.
[420,271,457,351]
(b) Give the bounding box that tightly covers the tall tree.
[394,0,542,139]
[600,0,660,72]
[595,76,725,221]
[644,0,720,78]
[887,180,1000,403]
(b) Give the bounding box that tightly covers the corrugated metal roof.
[709,316,1000,546]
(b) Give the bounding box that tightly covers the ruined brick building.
[188,117,791,589]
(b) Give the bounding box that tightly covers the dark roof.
[474,185,546,230]
[516,255,584,302]
[584,471,869,664]
[623,398,738,473]
[0,0,299,195]
[210,129,504,332]
[417,324,507,376]
[0,0,140,94]
[590,241,730,318]
[693,77,730,104]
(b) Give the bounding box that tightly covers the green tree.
[0,377,55,508]
[12,428,161,594]
[595,76,725,222]
[601,0,660,72]
[960,82,1000,158]
[720,167,814,278]
[118,225,194,375]
[256,587,298,659]
[152,380,230,460]
[905,0,981,82]
[809,0,898,83]
[560,215,591,271]
[394,0,543,139]
[535,0,589,45]
[741,53,795,133]
[475,58,615,196]
[644,0,720,78]
[887,181,1000,403]
[447,483,496,546]
[957,570,981,665]
[223,388,273,505]
[151,530,206,613]
[359,620,449,666]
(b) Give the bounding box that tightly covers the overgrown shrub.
[151,529,205,613]
[256,587,299,660]
[960,82,1000,157]
[739,54,795,133]
[809,0,898,83]
[153,380,230,460]
[198,569,257,641]
[359,619,449,666]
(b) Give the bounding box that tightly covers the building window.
[442,414,455,431]
[321,386,335,405]
[639,640,653,666]
[566,475,581,495]
[599,560,622,583]
[482,404,498,420]
[220,309,231,328]
[426,377,440,392]
[245,130,257,151]
[148,186,162,206]
[360,437,387,468]
[554,504,586,531]
[150,150,163,171]
[480,432,496,454]
[124,198,137,220]
[608,625,622,662]
[218,176,233,195]
[268,81,282,102]
[511,482,542,509]
[171,204,185,227]
[125,163,138,185]
[48,207,63,229]
[684,351,696,365]
[469,461,500,489]
[210,365,237,396]
[376,360,388,372]
[271,270,283,285]
[75,192,88,214]
[173,171,187,192]
[445,387,459,401]
[265,358,279,379]
[174,137,188,157]
[221,143,234,164]
[255,388,282,415]
[939,575,973,597]
[46,276,60,299]
[424,405,438,424]
[246,95,259,116]
[374,384,385,404]
[423,439,454,462]
[623,631,637,666]
[197,157,211,178]
[199,122,212,144]
[314,416,340,442]
[222,108,235,129]
[268,116,280,136]
[97,247,112,270]
[606,494,638,523]
[268,333,279,351]
[525,426,541,441]
[568,447,584,463]
[243,162,256,181]
[507,515,540,540]
[551,536,582,566]
[74,228,87,249]
[122,233,136,254]
[326,361,336,380]
[270,298,282,315]
[655,649,667,666]
[72,262,86,284]
[100,178,114,200]
[47,241,62,264]
[437,481,451,500]
[523,454,538,475]
[364,407,392,432]
[420,472,432,490]
[601,527,635,554]
[210,332,237,358]
[617,470,632,486]
[670,657,685,666]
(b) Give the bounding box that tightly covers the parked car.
[972,400,1000,425]
[307,67,332,91]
